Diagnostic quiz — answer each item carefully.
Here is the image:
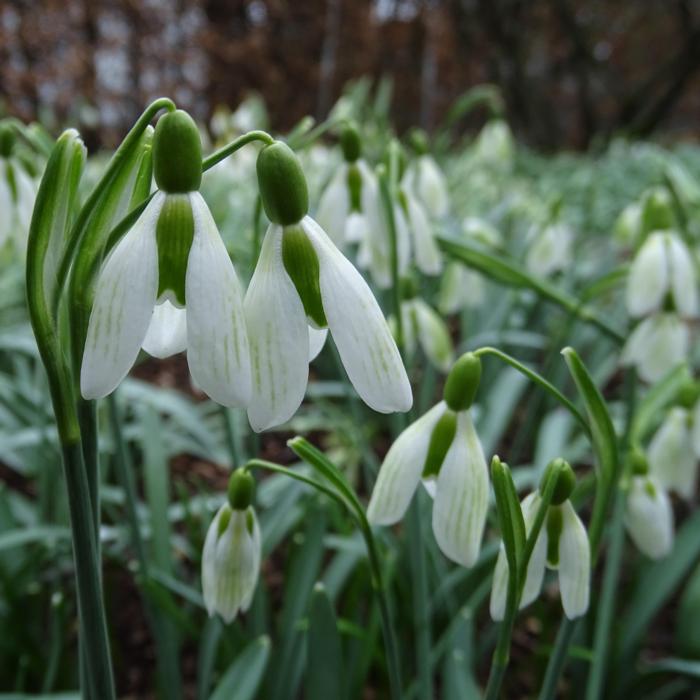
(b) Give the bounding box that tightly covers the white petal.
[315,167,349,248]
[14,166,36,236]
[142,300,188,358]
[245,225,309,431]
[308,326,328,361]
[432,412,489,567]
[186,193,251,408]
[667,233,698,317]
[80,193,163,399]
[626,233,668,317]
[489,546,510,621]
[526,225,572,277]
[413,298,454,372]
[407,197,442,275]
[648,407,696,499]
[557,502,590,619]
[304,216,412,413]
[240,509,261,611]
[520,492,548,608]
[345,212,369,244]
[367,402,446,524]
[621,314,688,384]
[417,155,449,219]
[213,509,259,623]
[625,476,673,559]
[202,504,227,616]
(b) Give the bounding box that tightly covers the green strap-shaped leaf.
[208,636,271,700]
[307,583,344,700]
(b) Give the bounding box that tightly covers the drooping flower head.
[202,469,261,622]
[525,222,573,278]
[246,140,412,431]
[402,129,449,220]
[80,109,251,406]
[490,459,590,621]
[367,353,489,566]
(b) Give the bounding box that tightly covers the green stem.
[220,406,240,469]
[537,618,578,700]
[473,346,589,435]
[77,399,100,555]
[61,441,116,700]
[246,459,403,700]
[201,130,273,171]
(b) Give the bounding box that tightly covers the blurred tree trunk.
[317,0,342,119]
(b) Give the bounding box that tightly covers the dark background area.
[2,0,700,150]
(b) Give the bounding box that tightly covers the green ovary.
[156,194,195,306]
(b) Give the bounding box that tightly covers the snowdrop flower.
[648,406,697,499]
[403,130,449,219]
[490,459,590,621]
[81,110,251,406]
[391,278,454,372]
[400,189,443,276]
[202,469,261,623]
[614,202,643,249]
[526,223,573,277]
[246,140,411,431]
[626,231,697,318]
[367,353,489,566]
[0,124,37,250]
[624,451,673,559]
[621,313,689,384]
[472,120,515,170]
[315,123,381,251]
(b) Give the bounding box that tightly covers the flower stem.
[61,440,116,700]
[201,130,274,171]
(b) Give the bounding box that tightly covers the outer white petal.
[202,505,226,616]
[526,225,572,277]
[626,233,668,317]
[432,412,489,567]
[308,326,328,361]
[80,193,163,399]
[14,165,36,236]
[417,155,449,219]
[407,197,442,275]
[367,402,446,525]
[315,166,349,247]
[240,509,261,612]
[413,298,454,372]
[142,300,188,358]
[186,193,251,408]
[557,502,590,619]
[489,546,510,621]
[345,212,369,244]
[520,492,548,608]
[624,476,673,559]
[621,314,688,384]
[212,509,259,623]
[245,225,309,431]
[667,233,698,317]
[303,216,412,413]
[648,407,696,499]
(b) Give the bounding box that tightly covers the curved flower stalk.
[525,222,574,278]
[315,123,382,252]
[80,110,251,407]
[390,278,454,372]
[367,353,489,566]
[246,140,412,432]
[647,406,698,499]
[438,217,502,314]
[202,469,261,622]
[0,123,37,250]
[490,460,590,621]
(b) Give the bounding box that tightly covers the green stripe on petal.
[156,194,194,306]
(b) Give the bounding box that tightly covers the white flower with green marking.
[626,231,698,318]
[367,354,489,566]
[80,110,251,407]
[526,223,573,278]
[624,475,673,559]
[403,153,449,219]
[246,140,412,432]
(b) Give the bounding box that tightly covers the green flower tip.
[443,352,481,412]
[539,457,576,505]
[153,109,202,193]
[677,378,700,409]
[626,447,649,476]
[340,122,361,162]
[0,122,16,157]
[641,187,674,233]
[422,409,457,478]
[257,140,309,226]
[399,274,419,301]
[408,128,429,155]
[227,468,256,511]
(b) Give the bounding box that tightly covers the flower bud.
[340,122,361,162]
[227,468,256,511]
[641,187,674,233]
[626,446,649,476]
[443,352,481,412]
[257,141,309,225]
[153,110,202,193]
[539,457,576,505]
[408,128,429,155]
